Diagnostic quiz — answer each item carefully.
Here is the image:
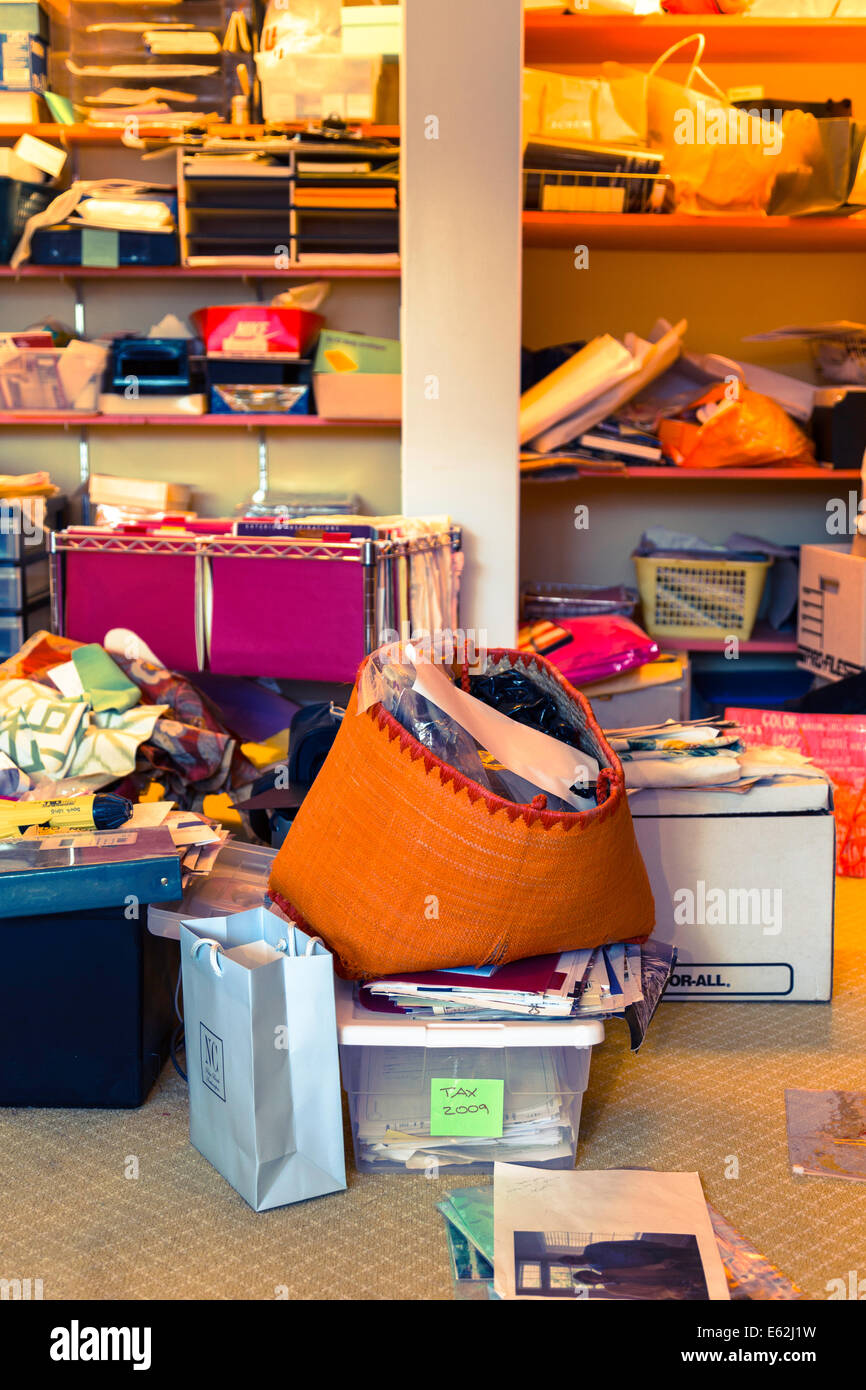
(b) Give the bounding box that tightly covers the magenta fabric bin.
[208,553,368,681]
[60,547,200,672]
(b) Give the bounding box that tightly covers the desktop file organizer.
[178,138,400,266]
[50,527,461,683]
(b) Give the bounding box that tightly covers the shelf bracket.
[73,277,85,338]
[79,427,90,488]
[253,429,269,506]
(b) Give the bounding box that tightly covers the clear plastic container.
[522,582,639,621]
[336,982,600,1176]
[0,347,106,412]
[147,840,278,939]
[0,557,49,611]
[255,51,377,121]
[0,496,63,561]
[0,604,51,658]
[49,1,238,117]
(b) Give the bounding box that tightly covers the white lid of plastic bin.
[334,979,604,1048]
[147,841,277,940]
[629,773,831,819]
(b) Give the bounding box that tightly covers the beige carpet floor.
[1,880,864,1301]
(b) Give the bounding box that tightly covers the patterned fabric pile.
[0,630,258,808]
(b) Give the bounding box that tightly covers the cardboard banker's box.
[631,777,835,1002]
[798,542,866,682]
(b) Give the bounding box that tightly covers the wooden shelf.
[0,121,400,146]
[524,13,866,65]
[523,210,866,253]
[0,412,400,428]
[660,624,798,654]
[522,465,860,481]
[0,264,400,280]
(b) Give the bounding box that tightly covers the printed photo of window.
[514,1231,711,1301]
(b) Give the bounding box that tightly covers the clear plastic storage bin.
[0,558,49,611]
[0,346,106,412]
[147,841,278,939]
[0,605,51,658]
[255,52,377,121]
[336,982,601,1175]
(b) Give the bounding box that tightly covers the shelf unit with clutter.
[515,6,866,716]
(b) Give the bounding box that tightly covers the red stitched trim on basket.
[359,647,626,833]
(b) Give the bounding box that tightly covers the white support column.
[400,0,523,647]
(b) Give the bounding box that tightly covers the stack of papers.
[610,718,745,790]
[143,31,222,56]
[612,717,828,795]
[119,801,228,886]
[519,319,686,454]
[353,1046,577,1170]
[359,938,676,1051]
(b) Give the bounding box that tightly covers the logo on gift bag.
[201,1024,226,1102]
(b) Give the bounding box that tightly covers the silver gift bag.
[180,906,346,1211]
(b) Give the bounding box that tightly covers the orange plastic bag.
[269,648,655,980]
[657,382,816,469]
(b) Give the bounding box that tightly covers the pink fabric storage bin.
[208,550,368,681]
[61,544,200,672]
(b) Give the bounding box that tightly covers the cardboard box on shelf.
[798,542,866,682]
[631,777,835,1003]
[0,29,48,91]
[313,370,400,419]
[88,474,192,512]
[313,329,401,419]
[582,654,691,729]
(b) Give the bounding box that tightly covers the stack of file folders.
[179,138,400,266]
[0,811,227,917]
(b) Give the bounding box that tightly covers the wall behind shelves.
[520,475,851,589]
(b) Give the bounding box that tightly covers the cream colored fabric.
[1,878,863,1301]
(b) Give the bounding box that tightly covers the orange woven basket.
[269,648,655,979]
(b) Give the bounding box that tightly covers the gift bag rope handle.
[648,32,727,105]
[190,933,322,974]
[276,933,323,957]
[191,937,224,977]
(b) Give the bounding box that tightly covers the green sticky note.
[81,227,120,268]
[430,1078,504,1138]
